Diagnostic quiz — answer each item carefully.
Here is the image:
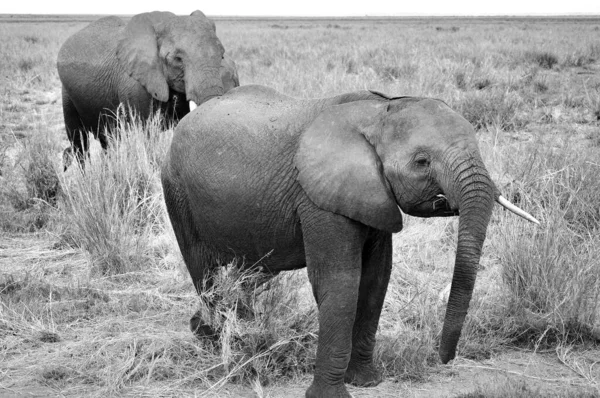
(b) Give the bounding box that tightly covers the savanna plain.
[1,14,600,398]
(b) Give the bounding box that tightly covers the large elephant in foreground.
[161,85,538,398]
[57,10,239,169]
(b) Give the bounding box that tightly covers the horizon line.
[2,12,600,18]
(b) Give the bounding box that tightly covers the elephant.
[161,85,539,398]
[57,10,239,169]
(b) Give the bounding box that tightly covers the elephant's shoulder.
[59,16,123,61]
[63,16,123,46]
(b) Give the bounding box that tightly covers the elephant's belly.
[68,90,120,129]
[193,212,307,273]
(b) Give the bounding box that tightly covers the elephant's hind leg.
[344,231,392,387]
[162,173,220,340]
[61,87,89,170]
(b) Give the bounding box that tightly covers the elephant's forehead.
[404,101,471,132]
[166,17,215,36]
[408,99,456,119]
[383,100,475,147]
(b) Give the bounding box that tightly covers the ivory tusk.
[189,100,198,111]
[497,195,540,225]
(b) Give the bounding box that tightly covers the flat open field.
[1,14,599,397]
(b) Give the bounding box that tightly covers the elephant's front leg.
[345,231,392,387]
[300,208,368,398]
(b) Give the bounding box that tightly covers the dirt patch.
[260,350,599,397]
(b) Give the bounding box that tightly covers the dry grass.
[489,140,600,347]
[58,111,169,276]
[1,15,599,397]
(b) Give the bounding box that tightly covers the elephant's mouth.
[405,194,459,218]
[433,194,459,215]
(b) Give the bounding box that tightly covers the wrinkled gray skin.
[162,85,498,398]
[57,10,238,169]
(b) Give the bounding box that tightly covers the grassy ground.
[1,15,599,397]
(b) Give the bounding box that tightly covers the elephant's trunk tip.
[496,195,540,225]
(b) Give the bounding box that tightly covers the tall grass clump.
[491,140,600,345]
[454,89,526,131]
[60,111,172,275]
[525,51,559,69]
[24,137,62,207]
[562,42,600,68]
[0,126,61,232]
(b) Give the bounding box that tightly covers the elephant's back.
[170,85,308,183]
[57,16,125,122]
[170,86,316,180]
[58,16,123,67]
[181,85,315,144]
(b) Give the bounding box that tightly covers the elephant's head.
[117,10,225,107]
[295,94,538,363]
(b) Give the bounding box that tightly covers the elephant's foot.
[344,360,383,387]
[190,312,219,341]
[305,381,351,398]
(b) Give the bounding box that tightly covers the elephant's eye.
[173,56,183,63]
[415,157,430,167]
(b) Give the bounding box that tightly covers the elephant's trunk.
[438,152,494,363]
[185,66,224,106]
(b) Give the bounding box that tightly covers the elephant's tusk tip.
[523,215,541,225]
[497,195,540,225]
[189,100,198,111]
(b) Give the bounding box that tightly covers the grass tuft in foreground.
[59,111,171,275]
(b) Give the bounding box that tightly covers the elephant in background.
[161,85,538,398]
[57,10,239,169]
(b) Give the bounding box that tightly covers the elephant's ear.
[117,12,172,102]
[295,103,403,233]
